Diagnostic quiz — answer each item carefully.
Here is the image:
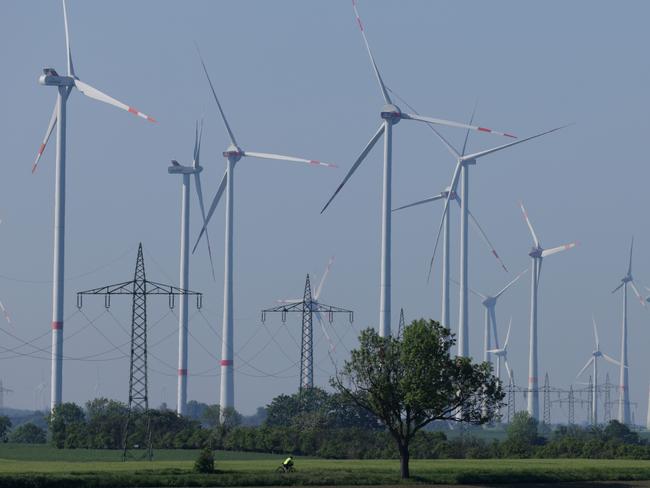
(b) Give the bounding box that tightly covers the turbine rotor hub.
[529,247,543,258]
[380,104,402,124]
[223,144,243,162]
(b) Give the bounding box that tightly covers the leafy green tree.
[8,423,46,444]
[85,398,128,448]
[504,411,543,457]
[0,416,11,442]
[48,402,86,448]
[331,319,503,478]
[603,420,639,445]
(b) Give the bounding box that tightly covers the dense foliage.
[332,320,504,477]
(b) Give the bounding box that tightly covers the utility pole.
[77,244,202,461]
[262,273,353,391]
[542,372,551,426]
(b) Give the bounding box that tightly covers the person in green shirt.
[282,456,294,472]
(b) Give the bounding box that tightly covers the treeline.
[17,389,650,460]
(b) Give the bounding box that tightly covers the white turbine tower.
[169,121,214,416]
[192,49,336,413]
[32,0,155,410]
[394,188,509,330]
[576,316,622,425]
[321,0,515,338]
[466,269,527,368]
[611,237,645,424]
[428,126,568,358]
[519,202,576,419]
[486,317,513,383]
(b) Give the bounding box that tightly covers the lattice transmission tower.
[262,273,353,391]
[77,243,202,460]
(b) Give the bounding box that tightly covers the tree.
[48,402,86,448]
[504,411,542,457]
[331,320,503,478]
[0,416,11,442]
[8,423,46,444]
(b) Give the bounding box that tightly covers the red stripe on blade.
[478,127,491,133]
[38,143,46,155]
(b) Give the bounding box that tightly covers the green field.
[1,445,650,487]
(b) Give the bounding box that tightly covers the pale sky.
[1,1,650,423]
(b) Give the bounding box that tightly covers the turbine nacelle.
[168,160,202,175]
[223,144,243,162]
[39,68,75,87]
[482,296,497,308]
[380,103,401,123]
[529,247,543,258]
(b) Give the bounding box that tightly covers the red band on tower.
[52,321,63,330]
[220,359,233,366]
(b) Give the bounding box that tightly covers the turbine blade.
[314,256,335,301]
[602,353,624,367]
[401,112,516,138]
[32,99,59,174]
[427,159,463,280]
[592,315,600,350]
[504,358,513,383]
[195,43,237,146]
[519,201,540,247]
[392,193,445,212]
[314,310,335,352]
[495,268,528,299]
[276,299,303,304]
[630,281,646,308]
[503,317,512,349]
[628,236,634,277]
[192,169,227,254]
[486,348,504,354]
[541,242,577,258]
[321,123,385,214]
[462,124,570,161]
[74,80,155,122]
[351,0,391,104]
[577,357,594,378]
[0,301,12,325]
[192,123,216,280]
[243,151,336,168]
[461,100,478,156]
[450,277,487,300]
[612,282,624,294]
[467,207,508,272]
[62,0,75,77]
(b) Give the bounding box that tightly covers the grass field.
[1,445,650,487]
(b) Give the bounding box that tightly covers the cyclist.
[282,455,294,472]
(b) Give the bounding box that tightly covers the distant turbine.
[192,48,335,413]
[486,317,513,383]
[465,269,527,368]
[519,202,576,419]
[576,316,622,425]
[321,0,515,338]
[395,188,508,331]
[611,237,645,424]
[33,0,155,410]
[168,121,214,416]
[427,125,568,358]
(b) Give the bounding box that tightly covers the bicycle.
[275,464,296,473]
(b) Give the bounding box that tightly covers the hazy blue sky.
[2,1,650,423]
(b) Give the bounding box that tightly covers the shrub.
[194,447,215,473]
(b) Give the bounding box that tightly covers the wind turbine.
[168,121,214,416]
[192,49,336,413]
[519,202,576,419]
[32,0,155,410]
[486,317,513,383]
[576,316,622,425]
[427,125,568,358]
[321,0,516,338]
[394,188,509,330]
[611,237,645,424]
[465,269,527,368]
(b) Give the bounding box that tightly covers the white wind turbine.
[192,48,336,413]
[32,0,155,410]
[427,126,568,358]
[466,269,528,369]
[519,202,576,419]
[486,317,514,383]
[321,0,516,338]
[168,121,214,416]
[394,188,509,330]
[611,237,645,424]
[576,316,622,425]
